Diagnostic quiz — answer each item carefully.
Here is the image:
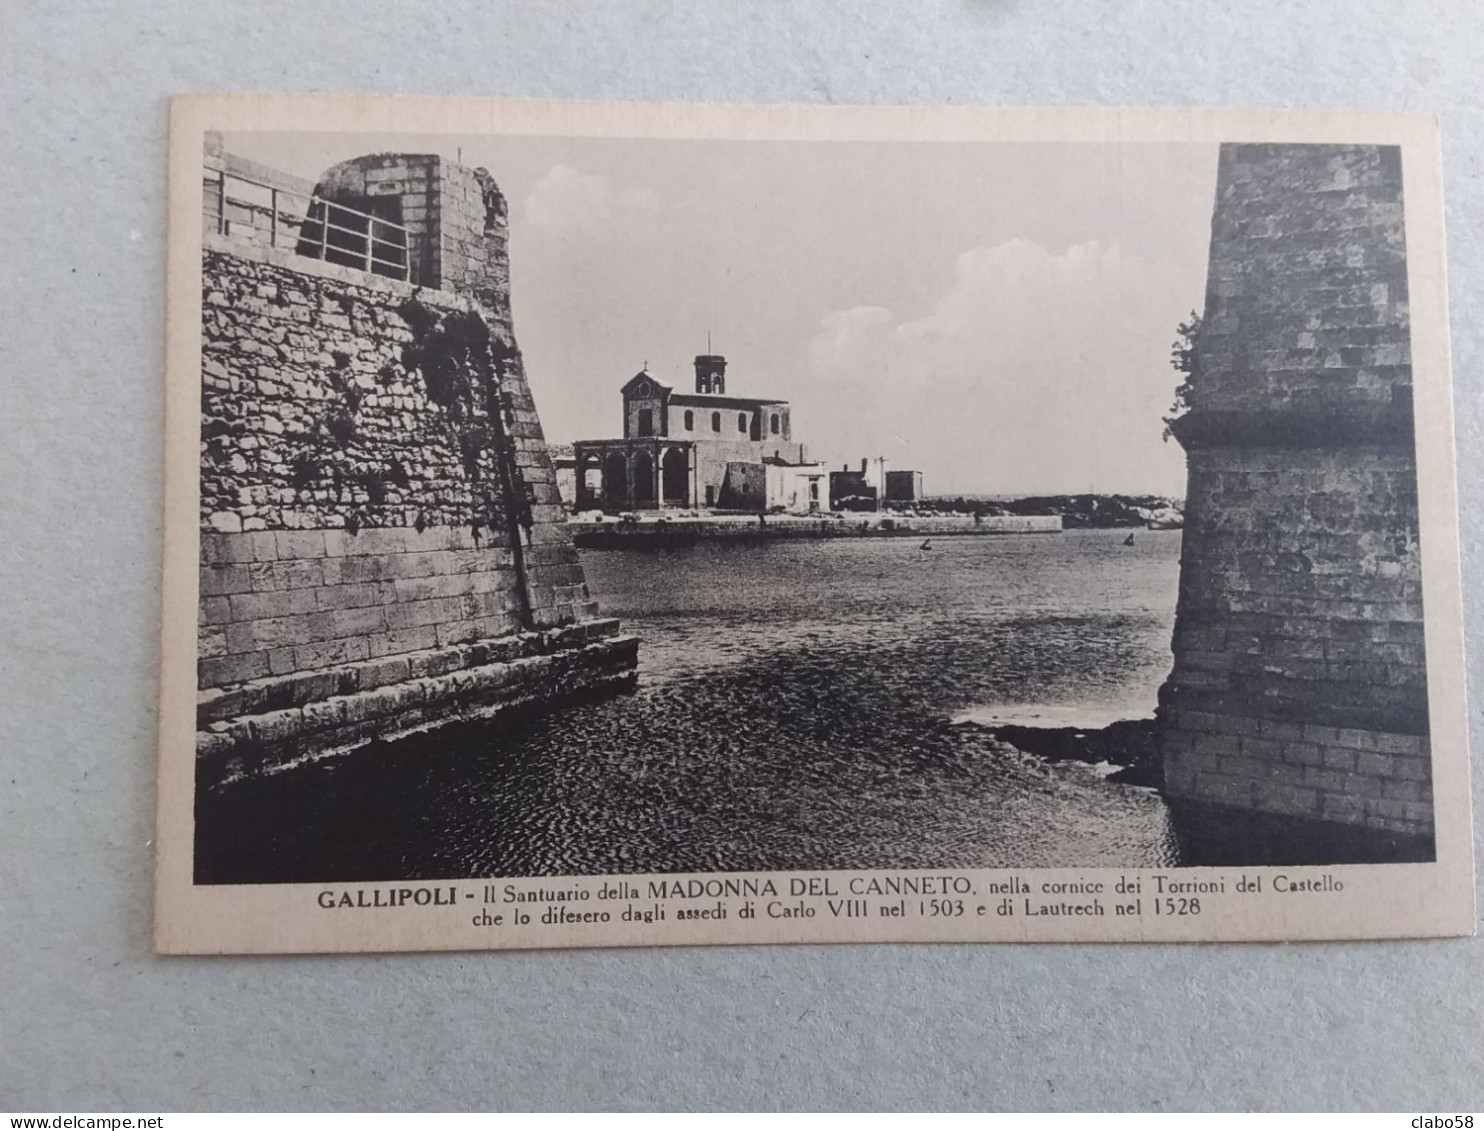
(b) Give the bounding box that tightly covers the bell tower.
[694,354,726,395]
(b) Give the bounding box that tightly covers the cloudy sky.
[226,132,1218,496]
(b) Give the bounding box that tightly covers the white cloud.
[799,239,1194,495]
[524,165,659,235]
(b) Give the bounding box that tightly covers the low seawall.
[198,617,638,788]
[569,513,1062,548]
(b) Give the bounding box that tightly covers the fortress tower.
[1156,143,1431,863]
[196,147,637,786]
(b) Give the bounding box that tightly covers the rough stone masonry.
[197,152,637,787]
[1158,143,1432,858]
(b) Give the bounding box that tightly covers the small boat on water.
[920,539,932,551]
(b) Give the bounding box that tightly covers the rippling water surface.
[197,529,1186,883]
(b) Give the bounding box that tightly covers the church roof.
[669,392,789,410]
[620,370,671,396]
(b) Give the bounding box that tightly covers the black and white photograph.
[156,97,1471,952]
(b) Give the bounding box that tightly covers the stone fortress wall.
[196,150,637,788]
[1158,143,1433,857]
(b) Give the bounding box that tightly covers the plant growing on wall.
[1163,309,1202,440]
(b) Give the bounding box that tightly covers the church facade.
[573,355,819,512]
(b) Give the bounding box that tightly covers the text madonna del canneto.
[313,871,1347,929]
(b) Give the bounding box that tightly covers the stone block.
[248,707,305,746]
[393,573,475,603]
[274,530,327,560]
[1320,746,1357,771]
[341,682,417,725]
[200,597,233,626]
[385,596,465,630]
[1190,772,1255,808]
[1381,779,1423,803]
[293,637,370,671]
[199,625,228,659]
[319,605,389,640]
[300,697,349,733]
[245,531,283,562]
[408,645,468,679]
[1217,755,1264,779]
[1238,737,1282,763]
[448,549,511,574]
[228,588,319,622]
[284,669,345,708]
[465,614,519,640]
[315,581,395,611]
[370,626,440,659]
[1320,791,1367,824]
[1367,730,1429,757]
[360,656,412,691]
[530,605,572,630]
[1301,765,1353,794]
[1194,734,1242,759]
[200,565,253,597]
[201,533,256,566]
[321,556,394,585]
[435,620,483,647]
[1392,756,1432,782]
[244,613,322,651]
[464,590,519,619]
[1354,750,1400,779]
[466,570,516,595]
[197,683,268,726]
[386,551,451,580]
[399,526,467,553]
[199,651,270,688]
[1301,723,1341,746]
[321,530,357,558]
[581,618,621,641]
[249,559,323,592]
[1250,779,1319,817]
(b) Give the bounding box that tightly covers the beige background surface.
[4,0,1483,1111]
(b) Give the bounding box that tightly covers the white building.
[764,459,828,514]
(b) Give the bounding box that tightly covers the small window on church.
[770,413,780,435]
[684,410,694,431]
[638,408,654,437]
[737,413,747,433]
[711,412,721,432]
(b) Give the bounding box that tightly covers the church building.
[573,355,817,512]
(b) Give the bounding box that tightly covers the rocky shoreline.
[965,717,1163,789]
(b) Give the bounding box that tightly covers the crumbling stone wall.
[201,249,502,535]
[200,240,597,692]
[1158,143,1432,850]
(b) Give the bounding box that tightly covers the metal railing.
[202,165,412,282]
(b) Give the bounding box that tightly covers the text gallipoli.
[315,873,1344,912]
[315,875,998,910]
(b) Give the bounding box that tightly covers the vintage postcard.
[156,94,1473,953]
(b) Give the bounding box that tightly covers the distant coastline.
[911,493,1184,530]
[564,492,1183,548]
[567,512,1064,548]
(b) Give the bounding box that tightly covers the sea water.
[196,529,1185,883]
